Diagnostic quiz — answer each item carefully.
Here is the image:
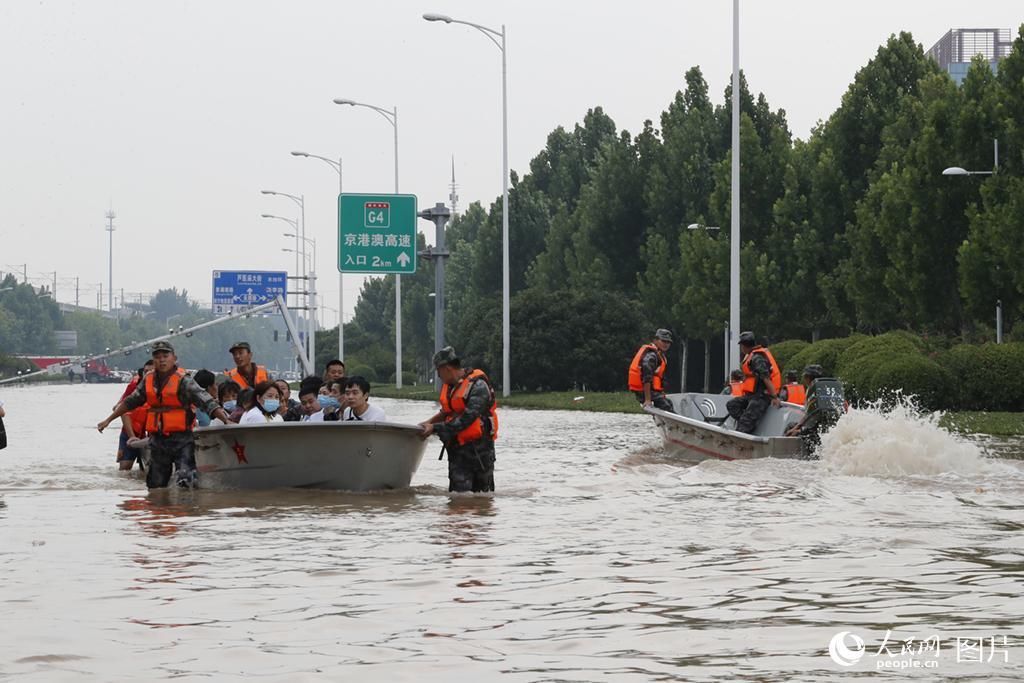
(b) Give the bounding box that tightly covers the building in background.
[927,28,1014,85]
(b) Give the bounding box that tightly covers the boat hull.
[193,421,426,490]
[646,392,806,463]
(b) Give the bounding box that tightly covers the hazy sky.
[1,1,1019,323]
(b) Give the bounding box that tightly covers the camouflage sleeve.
[750,353,773,380]
[179,376,220,415]
[121,380,148,410]
[640,350,660,384]
[434,380,492,443]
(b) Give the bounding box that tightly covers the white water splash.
[819,398,987,477]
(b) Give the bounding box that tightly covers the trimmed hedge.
[769,340,810,374]
[347,365,377,382]
[869,354,954,410]
[937,342,1024,411]
[787,335,865,377]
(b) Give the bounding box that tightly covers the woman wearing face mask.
[240,381,284,424]
[319,381,344,421]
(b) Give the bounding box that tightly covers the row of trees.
[0,277,301,377]
[332,27,1024,392]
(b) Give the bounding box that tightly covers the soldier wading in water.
[97,341,228,488]
[419,347,499,493]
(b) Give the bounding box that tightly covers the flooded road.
[1,384,1022,681]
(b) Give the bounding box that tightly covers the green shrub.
[347,364,377,382]
[834,332,923,378]
[787,335,866,377]
[385,371,419,386]
[769,339,810,374]
[937,342,1024,411]
[869,354,954,410]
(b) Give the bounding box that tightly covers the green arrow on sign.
[338,193,418,274]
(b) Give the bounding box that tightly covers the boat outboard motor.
[798,377,845,459]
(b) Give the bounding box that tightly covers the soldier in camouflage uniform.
[419,347,498,493]
[726,331,782,434]
[97,341,228,488]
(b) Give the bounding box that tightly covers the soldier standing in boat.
[726,331,782,433]
[628,329,675,413]
[97,341,228,489]
[224,341,270,390]
[419,346,499,493]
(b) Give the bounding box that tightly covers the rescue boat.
[646,392,806,463]
[193,420,426,490]
[646,379,845,463]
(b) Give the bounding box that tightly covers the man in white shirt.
[299,381,325,422]
[342,376,387,422]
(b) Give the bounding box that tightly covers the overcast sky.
[1,1,1019,324]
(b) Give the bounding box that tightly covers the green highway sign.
[338,193,417,274]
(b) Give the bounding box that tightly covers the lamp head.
[291,151,308,157]
[260,214,274,219]
[260,190,274,195]
[423,13,453,22]
[333,98,356,106]
[942,167,968,176]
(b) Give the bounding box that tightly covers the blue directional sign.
[211,270,287,316]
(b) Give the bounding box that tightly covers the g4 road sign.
[338,193,417,274]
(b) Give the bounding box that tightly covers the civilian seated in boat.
[218,380,241,423]
[323,359,346,384]
[321,380,345,421]
[232,388,255,423]
[342,376,387,422]
[193,369,217,426]
[298,379,325,422]
[275,379,302,421]
[240,381,284,424]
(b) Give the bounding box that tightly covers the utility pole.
[75,277,80,307]
[449,156,459,217]
[106,208,116,311]
[418,202,452,384]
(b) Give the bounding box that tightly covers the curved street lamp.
[424,11,510,396]
[333,97,404,388]
[292,150,346,363]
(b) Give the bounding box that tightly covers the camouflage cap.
[432,346,459,368]
[229,341,251,353]
[151,340,175,354]
[654,328,673,342]
[738,331,756,345]
[802,364,824,379]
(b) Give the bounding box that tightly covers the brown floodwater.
[0,384,1022,681]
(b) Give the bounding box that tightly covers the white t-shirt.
[302,410,325,422]
[342,404,387,422]
[240,406,283,424]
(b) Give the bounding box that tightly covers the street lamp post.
[729,0,741,373]
[423,12,511,397]
[262,191,314,365]
[262,213,300,307]
[333,98,404,388]
[942,138,1000,340]
[292,151,346,363]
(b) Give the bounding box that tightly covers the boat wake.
[819,397,988,478]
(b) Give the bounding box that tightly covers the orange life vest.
[782,382,806,405]
[144,368,191,435]
[740,347,782,396]
[729,381,744,397]
[121,376,149,436]
[439,369,499,446]
[224,364,269,390]
[627,344,666,392]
